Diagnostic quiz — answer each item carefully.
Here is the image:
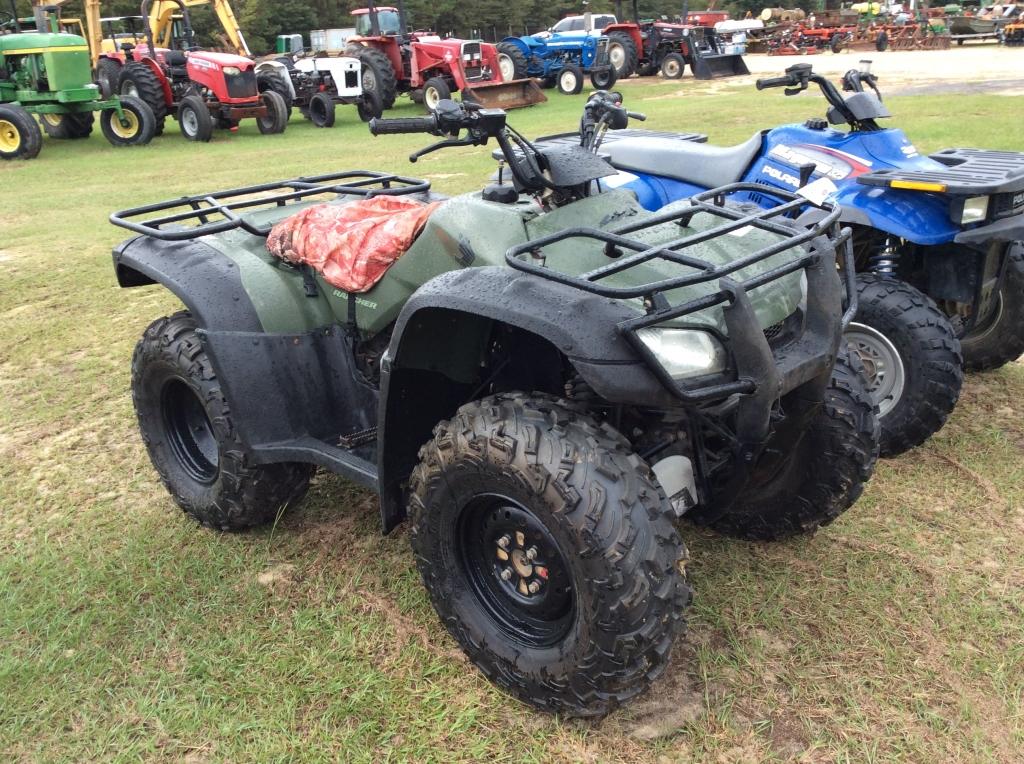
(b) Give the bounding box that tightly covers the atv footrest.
[251,437,378,490]
[109,171,432,241]
[858,147,1024,196]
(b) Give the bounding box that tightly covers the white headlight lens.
[959,195,989,225]
[637,328,728,380]
[222,66,241,76]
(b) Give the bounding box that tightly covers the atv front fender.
[375,266,677,533]
[831,184,960,246]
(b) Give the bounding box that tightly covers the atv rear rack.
[506,183,856,403]
[109,171,432,241]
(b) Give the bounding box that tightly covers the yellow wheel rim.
[0,119,21,152]
[42,113,63,127]
[109,109,139,139]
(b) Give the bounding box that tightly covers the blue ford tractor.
[497,14,617,95]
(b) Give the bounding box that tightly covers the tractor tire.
[495,41,528,82]
[132,312,315,531]
[0,104,42,160]
[39,111,95,139]
[118,62,168,127]
[556,64,584,95]
[257,90,289,135]
[961,243,1024,371]
[257,69,293,122]
[100,95,156,147]
[95,57,122,98]
[589,66,617,89]
[687,348,879,541]
[409,392,691,718]
[847,274,962,456]
[606,31,639,78]
[308,92,336,128]
[875,31,889,51]
[422,76,451,112]
[829,32,846,54]
[659,52,685,79]
[356,88,383,122]
[348,46,397,110]
[177,95,213,142]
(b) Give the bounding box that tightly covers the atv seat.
[602,132,763,190]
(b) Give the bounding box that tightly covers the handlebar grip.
[369,116,437,136]
[627,111,646,121]
[756,75,792,90]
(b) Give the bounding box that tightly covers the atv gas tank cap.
[804,118,828,130]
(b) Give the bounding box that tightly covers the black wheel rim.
[455,494,575,647]
[161,378,219,484]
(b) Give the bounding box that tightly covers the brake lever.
[408,136,478,163]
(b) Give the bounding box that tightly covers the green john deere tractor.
[0,4,155,160]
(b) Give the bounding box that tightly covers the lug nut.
[528,581,541,594]
[525,546,538,561]
[500,567,513,581]
[497,534,510,549]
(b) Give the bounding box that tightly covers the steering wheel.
[0,10,16,30]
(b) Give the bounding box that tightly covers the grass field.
[2,75,1023,763]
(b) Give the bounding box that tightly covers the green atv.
[111,99,878,716]
[0,7,155,160]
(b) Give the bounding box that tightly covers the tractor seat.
[602,132,763,190]
[165,50,187,66]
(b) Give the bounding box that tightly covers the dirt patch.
[608,660,706,741]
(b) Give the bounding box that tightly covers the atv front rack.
[859,148,1024,197]
[109,171,432,241]
[506,183,856,403]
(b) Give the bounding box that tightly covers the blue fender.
[499,36,535,57]
[829,184,959,246]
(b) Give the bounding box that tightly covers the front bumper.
[506,183,856,446]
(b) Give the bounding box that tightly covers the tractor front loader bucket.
[690,51,750,80]
[463,79,547,110]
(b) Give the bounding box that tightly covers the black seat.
[602,132,764,189]
[165,50,187,66]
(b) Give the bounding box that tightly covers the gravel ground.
[739,45,1024,94]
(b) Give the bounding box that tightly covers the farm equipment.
[344,1,544,111]
[0,3,155,160]
[598,63,1024,452]
[255,53,382,127]
[110,96,877,717]
[115,0,287,141]
[603,1,749,79]
[497,13,617,95]
[81,0,251,96]
[1004,17,1024,44]
[948,5,1022,44]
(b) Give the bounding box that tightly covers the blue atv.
[496,29,617,96]
[583,64,1024,456]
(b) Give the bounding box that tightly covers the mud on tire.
[690,349,880,541]
[132,311,314,531]
[409,393,692,718]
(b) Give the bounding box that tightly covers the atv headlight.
[952,195,989,225]
[222,66,241,76]
[637,328,728,380]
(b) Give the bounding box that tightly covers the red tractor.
[603,1,748,80]
[344,1,544,112]
[115,0,287,140]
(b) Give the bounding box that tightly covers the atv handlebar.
[755,75,794,90]
[369,115,439,136]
